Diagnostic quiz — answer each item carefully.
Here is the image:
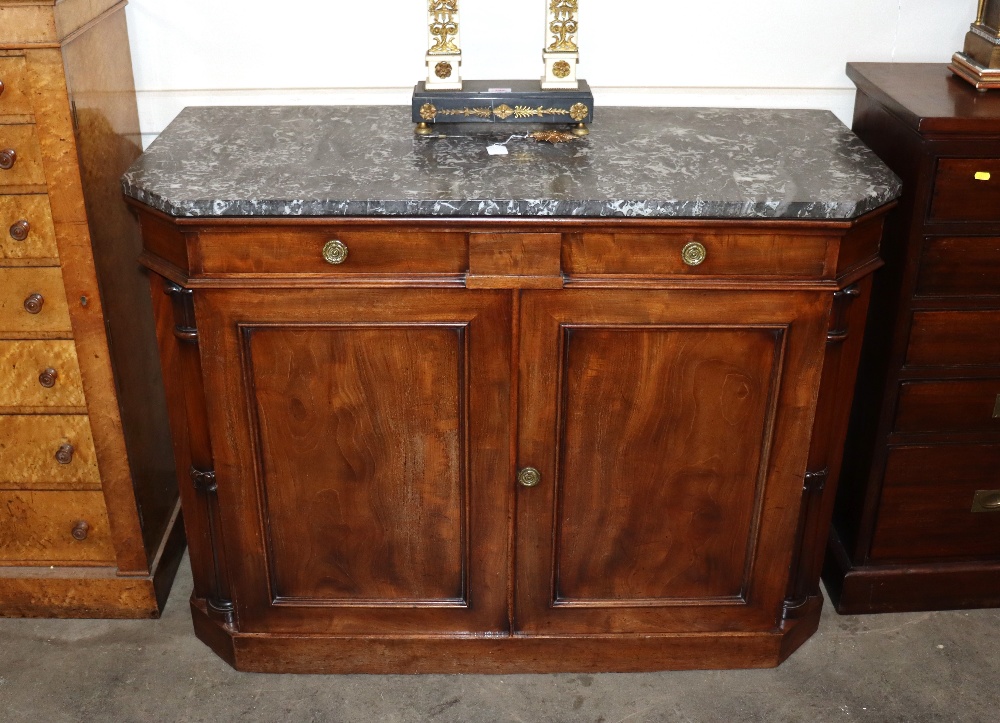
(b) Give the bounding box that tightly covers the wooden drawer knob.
[0,148,16,170]
[9,220,29,241]
[71,520,90,541]
[23,293,43,314]
[38,367,57,388]
[681,241,707,266]
[55,443,74,465]
[322,239,349,265]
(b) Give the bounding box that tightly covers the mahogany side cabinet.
[824,63,1000,613]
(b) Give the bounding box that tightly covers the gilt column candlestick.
[541,0,580,90]
[426,0,462,90]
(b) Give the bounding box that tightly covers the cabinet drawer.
[917,236,1000,297]
[906,310,1000,367]
[0,267,71,333]
[563,231,830,278]
[0,340,86,408]
[0,490,114,564]
[195,227,468,275]
[0,415,100,488]
[870,445,1000,562]
[0,195,58,262]
[929,158,1000,222]
[0,124,46,187]
[0,57,33,117]
[895,379,1000,434]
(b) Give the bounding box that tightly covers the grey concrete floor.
[1,555,997,723]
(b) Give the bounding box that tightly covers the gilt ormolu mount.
[412,1,594,134]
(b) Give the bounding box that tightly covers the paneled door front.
[514,288,830,635]
[194,287,511,635]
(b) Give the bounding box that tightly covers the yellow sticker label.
[975,171,991,181]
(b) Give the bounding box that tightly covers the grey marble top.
[122,105,900,220]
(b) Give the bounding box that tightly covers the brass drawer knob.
[0,79,5,97]
[23,292,43,314]
[681,241,707,266]
[974,171,991,181]
[38,367,57,388]
[9,219,29,241]
[0,148,15,170]
[71,520,90,541]
[322,239,349,265]
[972,490,1000,512]
[518,467,541,488]
[55,443,74,465]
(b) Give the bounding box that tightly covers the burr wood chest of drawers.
[823,63,1000,614]
[124,105,898,672]
[0,0,182,617]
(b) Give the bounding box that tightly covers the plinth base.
[949,52,1000,91]
[412,79,594,129]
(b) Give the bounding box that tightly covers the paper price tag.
[486,144,509,156]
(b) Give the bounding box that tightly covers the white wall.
[125,0,979,147]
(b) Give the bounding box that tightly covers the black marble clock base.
[412,79,594,134]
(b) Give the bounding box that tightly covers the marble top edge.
[122,105,901,221]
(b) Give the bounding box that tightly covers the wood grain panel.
[0,490,114,563]
[895,379,1000,434]
[929,158,1000,222]
[0,123,46,186]
[906,310,1000,367]
[247,324,467,602]
[917,236,1000,297]
[0,194,58,263]
[468,232,562,288]
[564,232,832,278]
[515,288,829,636]
[194,227,467,276]
[0,414,100,488]
[870,445,1000,561]
[0,339,85,408]
[0,266,70,334]
[0,55,33,116]
[554,326,780,602]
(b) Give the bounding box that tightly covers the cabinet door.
[194,288,511,635]
[515,289,829,634]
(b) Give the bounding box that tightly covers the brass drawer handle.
[972,490,1000,512]
[9,220,29,241]
[23,293,43,314]
[71,520,90,541]
[322,239,349,265]
[38,367,57,388]
[55,443,74,465]
[974,171,991,181]
[681,241,707,266]
[993,393,1000,419]
[518,467,541,488]
[0,148,15,170]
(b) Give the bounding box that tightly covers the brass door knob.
[0,148,15,170]
[55,443,74,465]
[38,368,57,388]
[322,239,349,265]
[71,520,89,541]
[9,220,29,241]
[681,241,707,266]
[23,293,43,314]
[518,467,541,488]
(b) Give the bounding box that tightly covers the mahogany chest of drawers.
[824,63,1000,613]
[0,0,182,617]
